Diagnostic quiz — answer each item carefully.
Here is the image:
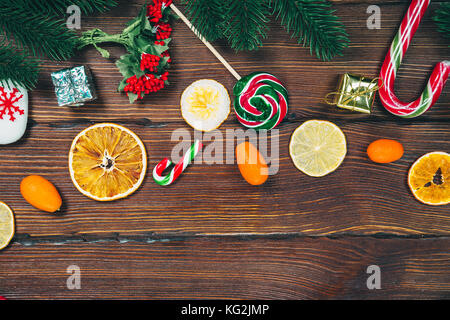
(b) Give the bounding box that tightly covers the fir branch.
[270,0,349,61]
[181,0,226,42]
[222,0,270,51]
[433,2,450,41]
[0,1,77,60]
[26,0,118,15]
[0,43,40,90]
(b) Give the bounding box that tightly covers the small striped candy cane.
[378,0,450,118]
[153,140,203,186]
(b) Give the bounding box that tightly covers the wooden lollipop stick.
[169,3,242,81]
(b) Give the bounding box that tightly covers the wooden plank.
[0,237,449,299]
[0,0,449,301]
[0,121,448,237]
[29,2,450,124]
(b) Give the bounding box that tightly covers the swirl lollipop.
[233,72,288,130]
[170,5,289,130]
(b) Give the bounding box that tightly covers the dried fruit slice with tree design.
[408,152,450,206]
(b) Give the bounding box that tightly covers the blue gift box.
[51,65,97,106]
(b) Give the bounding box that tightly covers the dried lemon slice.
[289,120,347,177]
[0,202,14,250]
[408,152,450,206]
[181,79,230,132]
[69,123,147,201]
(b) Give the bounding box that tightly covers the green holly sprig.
[77,3,176,103]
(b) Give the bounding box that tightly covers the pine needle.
[182,0,349,60]
[26,0,118,15]
[270,0,349,61]
[0,43,40,90]
[0,1,78,60]
[0,0,117,89]
[433,2,450,40]
[182,0,226,42]
[222,0,270,51]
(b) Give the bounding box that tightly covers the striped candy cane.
[153,140,203,186]
[379,0,450,118]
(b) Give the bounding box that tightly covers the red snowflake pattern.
[0,86,24,122]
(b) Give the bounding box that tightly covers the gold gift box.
[332,74,378,114]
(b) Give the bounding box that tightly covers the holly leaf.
[163,6,179,21]
[134,68,145,78]
[134,35,170,56]
[133,35,153,53]
[123,5,149,43]
[118,78,128,92]
[156,55,171,73]
[94,45,111,59]
[148,39,171,56]
[143,15,153,32]
[127,92,139,103]
[116,54,138,78]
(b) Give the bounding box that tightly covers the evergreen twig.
[0,43,40,90]
[223,0,270,52]
[0,0,117,89]
[0,1,78,60]
[181,0,349,61]
[26,0,118,15]
[270,0,349,61]
[182,0,226,42]
[433,2,450,41]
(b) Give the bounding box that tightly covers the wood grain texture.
[30,2,450,123]
[0,237,449,299]
[0,0,448,238]
[1,121,449,237]
[0,0,449,299]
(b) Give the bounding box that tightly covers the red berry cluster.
[147,0,173,40]
[162,50,171,63]
[140,53,161,72]
[123,0,174,100]
[155,22,172,40]
[124,72,169,100]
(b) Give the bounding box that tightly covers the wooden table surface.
[0,0,449,299]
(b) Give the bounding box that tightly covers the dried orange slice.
[69,123,147,201]
[408,152,450,206]
[0,202,14,250]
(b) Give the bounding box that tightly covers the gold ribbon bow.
[325,75,383,113]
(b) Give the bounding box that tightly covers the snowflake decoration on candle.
[0,86,24,122]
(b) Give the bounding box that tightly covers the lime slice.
[0,202,14,250]
[289,120,347,177]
